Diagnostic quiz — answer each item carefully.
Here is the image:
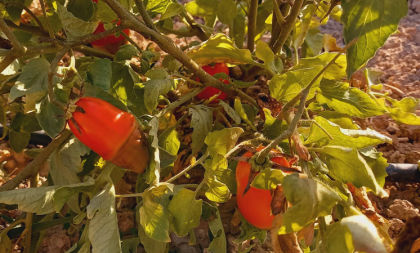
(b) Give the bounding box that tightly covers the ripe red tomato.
[196,63,229,101]
[91,0,130,54]
[236,149,290,229]
[68,97,149,173]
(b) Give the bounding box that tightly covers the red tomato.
[91,0,130,53]
[68,97,136,160]
[236,150,290,229]
[196,63,229,101]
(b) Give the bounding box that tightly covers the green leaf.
[4,0,25,22]
[340,215,387,253]
[57,3,97,38]
[95,0,118,23]
[387,97,420,125]
[0,180,94,215]
[160,2,183,20]
[217,0,236,26]
[139,184,173,242]
[317,80,386,118]
[278,174,340,234]
[146,0,171,14]
[67,0,95,21]
[50,137,90,185]
[87,59,112,91]
[158,127,180,157]
[256,40,282,74]
[305,116,391,148]
[219,101,241,124]
[185,0,218,17]
[87,184,121,253]
[114,44,139,61]
[9,58,50,101]
[205,203,227,253]
[168,188,202,236]
[138,225,168,253]
[189,105,213,154]
[341,0,408,77]
[315,146,385,196]
[8,130,30,153]
[204,127,243,156]
[205,176,231,203]
[144,69,173,113]
[111,62,137,105]
[36,96,66,138]
[232,13,246,48]
[263,108,286,139]
[234,97,256,131]
[187,33,253,65]
[9,112,40,152]
[359,148,388,187]
[251,168,284,190]
[321,222,354,253]
[269,62,323,102]
[162,55,182,73]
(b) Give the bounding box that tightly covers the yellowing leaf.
[187,34,253,65]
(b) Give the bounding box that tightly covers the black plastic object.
[0,126,52,147]
[386,163,420,181]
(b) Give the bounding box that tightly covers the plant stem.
[271,0,304,53]
[0,130,72,192]
[102,0,227,92]
[166,152,209,183]
[134,0,156,30]
[247,0,258,51]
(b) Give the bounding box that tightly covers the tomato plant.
[0,0,416,252]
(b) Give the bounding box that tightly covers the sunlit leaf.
[0,180,94,215]
[278,174,340,234]
[204,127,243,156]
[139,184,173,242]
[315,146,385,196]
[317,79,386,118]
[342,0,408,76]
[87,184,121,253]
[187,34,253,65]
[168,188,202,236]
[305,116,391,148]
[189,105,213,154]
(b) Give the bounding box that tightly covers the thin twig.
[255,51,352,163]
[134,0,156,30]
[101,0,227,92]
[120,32,143,53]
[272,0,286,24]
[166,152,209,183]
[22,6,46,32]
[247,0,258,51]
[0,130,72,192]
[158,88,203,117]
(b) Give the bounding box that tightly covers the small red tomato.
[91,0,130,54]
[196,63,229,101]
[68,97,149,173]
[236,149,290,229]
